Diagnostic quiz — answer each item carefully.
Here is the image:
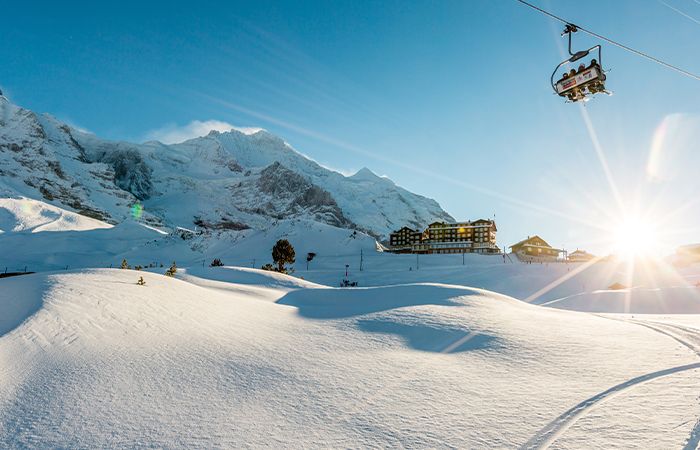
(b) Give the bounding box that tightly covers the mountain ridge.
[0,97,454,238]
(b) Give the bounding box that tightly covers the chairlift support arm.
[550,24,603,93]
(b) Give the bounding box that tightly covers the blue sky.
[2,0,700,253]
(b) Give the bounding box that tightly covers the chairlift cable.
[514,0,700,82]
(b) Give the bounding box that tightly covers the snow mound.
[1,269,695,447]
[278,283,518,319]
[183,266,324,291]
[0,197,112,233]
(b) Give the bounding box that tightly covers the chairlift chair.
[551,24,611,102]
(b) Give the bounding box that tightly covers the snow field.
[1,268,699,448]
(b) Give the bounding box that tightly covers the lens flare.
[131,203,144,220]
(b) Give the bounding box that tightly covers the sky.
[2,0,700,254]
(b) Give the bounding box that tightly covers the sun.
[612,215,660,260]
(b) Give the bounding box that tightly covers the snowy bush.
[165,261,177,277]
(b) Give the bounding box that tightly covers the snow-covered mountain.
[0,95,453,238]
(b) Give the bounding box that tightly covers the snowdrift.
[1,269,699,448]
[0,197,112,233]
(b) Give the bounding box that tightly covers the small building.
[568,249,595,262]
[510,235,563,262]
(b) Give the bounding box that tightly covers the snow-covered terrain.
[3,199,700,448]
[0,95,452,239]
[5,93,700,448]
[2,268,700,448]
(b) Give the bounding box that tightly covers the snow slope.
[0,197,112,233]
[1,269,699,448]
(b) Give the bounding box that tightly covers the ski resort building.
[509,236,563,262]
[388,219,499,254]
[388,226,424,253]
[568,249,595,262]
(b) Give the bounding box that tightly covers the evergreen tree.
[272,239,295,273]
[120,259,129,269]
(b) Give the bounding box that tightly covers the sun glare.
[613,216,660,260]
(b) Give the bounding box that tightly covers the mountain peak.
[351,167,380,180]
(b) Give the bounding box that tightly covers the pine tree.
[272,239,295,273]
[120,259,129,269]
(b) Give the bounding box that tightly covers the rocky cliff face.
[0,96,454,238]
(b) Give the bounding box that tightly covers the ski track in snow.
[521,317,700,450]
[684,417,700,450]
[628,320,700,450]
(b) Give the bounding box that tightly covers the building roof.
[472,218,497,231]
[391,226,418,234]
[510,235,549,249]
[509,235,563,252]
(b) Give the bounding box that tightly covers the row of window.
[392,237,495,245]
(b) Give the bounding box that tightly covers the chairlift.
[551,24,611,102]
